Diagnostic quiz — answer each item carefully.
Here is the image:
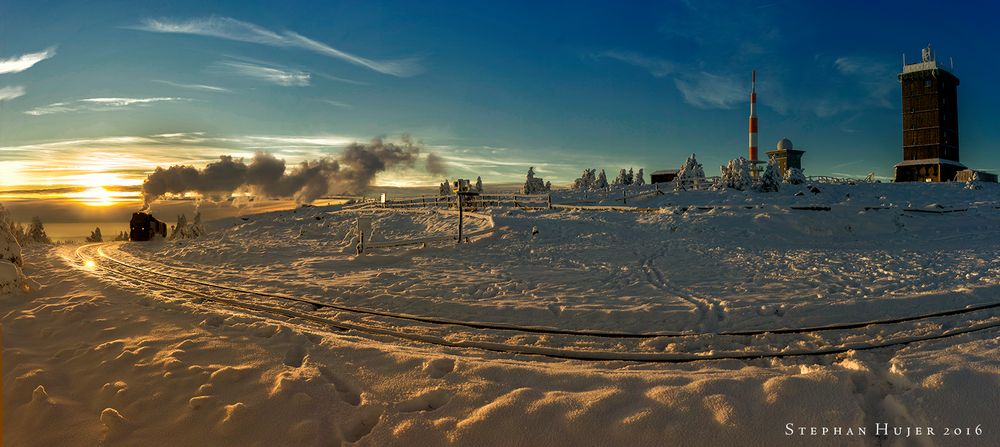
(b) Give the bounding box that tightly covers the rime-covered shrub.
[572,169,597,190]
[784,167,806,185]
[676,154,706,191]
[27,217,51,244]
[85,227,103,243]
[757,161,782,192]
[521,167,550,194]
[634,168,645,186]
[595,169,609,189]
[170,213,206,240]
[720,157,753,191]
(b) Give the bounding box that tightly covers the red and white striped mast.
[748,69,758,163]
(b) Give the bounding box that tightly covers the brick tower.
[894,44,964,182]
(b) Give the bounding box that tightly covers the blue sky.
[2,0,1000,192]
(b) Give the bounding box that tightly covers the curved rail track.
[75,242,1000,363]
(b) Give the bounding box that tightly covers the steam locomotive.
[129,212,167,241]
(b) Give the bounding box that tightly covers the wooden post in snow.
[457,193,464,244]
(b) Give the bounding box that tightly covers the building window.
[924,79,932,88]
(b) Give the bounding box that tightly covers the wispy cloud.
[0,85,26,101]
[215,60,310,86]
[320,99,352,109]
[132,16,421,77]
[24,97,188,116]
[593,50,745,109]
[673,72,744,109]
[833,56,886,77]
[592,51,675,77]
[0,47,56,74]
[153,79,230,92]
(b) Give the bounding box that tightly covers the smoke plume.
[141,136,421,208]
[424,152,448,176]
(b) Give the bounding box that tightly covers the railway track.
[75,242,1000,363]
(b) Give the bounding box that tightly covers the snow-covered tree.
[85,227,103,243]
[612,168,629,186]
[757,161,782,192]
[521,167,550,194]
[0,228,21,266]
[439,179,453,196]
[627,168,635,185]
[596,169,609,189]
[170,213,205,240]
[27,217,51,244]
[0,204,26,246]
[572,169,597,190]
[634,168,645,186]
[675,154,706,191]
[113,231,129,241]
[720,157,753,191]
[784,167,806,185]
[475,176,483,192]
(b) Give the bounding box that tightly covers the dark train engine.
[129,212,167,241]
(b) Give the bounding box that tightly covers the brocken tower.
[894,44,964,182]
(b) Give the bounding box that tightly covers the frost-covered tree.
[720,157,753,191]
[0,209,22,266]
[595,169,609,189]
[521,167,550,194]
[114,231,129,241]
[784,167,806,185]
[627,168,635,185]
[475,176,483,192]
[27,217,51,244]
[439,179,453,196]
[0,205,28,246]
[611,169,625,186]
[85,227,103,243]
[634,168,645,186]
[757,161,782,192]
[675,154,707,191]
[171,213,206,240]
[572,169,597,190]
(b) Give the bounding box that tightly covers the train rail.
[74,243,1000,363]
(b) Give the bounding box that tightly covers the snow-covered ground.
[3,181,1000,446]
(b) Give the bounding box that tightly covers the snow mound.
[0,260,26,294]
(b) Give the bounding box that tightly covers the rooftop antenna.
[902,53,906,67]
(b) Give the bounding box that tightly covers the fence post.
[623,189,627,205]
[457,193,464,244]
[356,217,371,255]
[547,193,552,209]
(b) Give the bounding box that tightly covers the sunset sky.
[3,0,1000,215]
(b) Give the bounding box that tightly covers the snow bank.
[0,259,25,294]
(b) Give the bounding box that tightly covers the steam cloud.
[141,136,421,208]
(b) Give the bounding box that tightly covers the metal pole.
[457,193,464,244]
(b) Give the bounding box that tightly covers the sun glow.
[60,172,142,206]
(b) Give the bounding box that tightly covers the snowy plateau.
[3,181,1000,446]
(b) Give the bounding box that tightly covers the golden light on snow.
[83,259,97,270]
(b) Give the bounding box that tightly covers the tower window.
[924,80,932,88]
